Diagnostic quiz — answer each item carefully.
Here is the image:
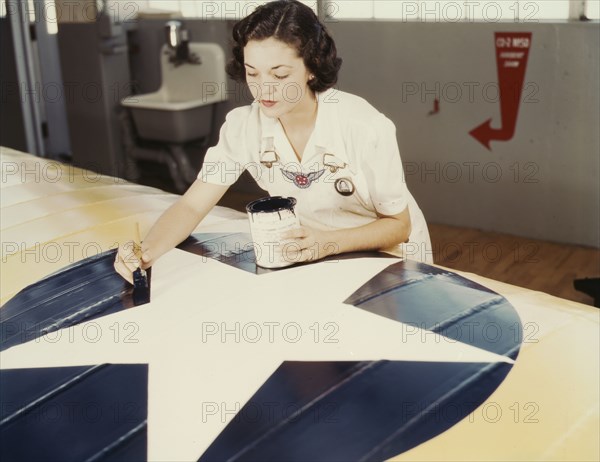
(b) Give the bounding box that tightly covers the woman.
[115,0,431,282]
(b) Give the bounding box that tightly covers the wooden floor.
[428,223,599,306]
[137,169,600,307]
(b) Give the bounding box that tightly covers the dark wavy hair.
[226,0,342,93]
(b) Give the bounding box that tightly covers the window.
[3,0,596,22]
[325,0,577,22]
[1,1,58,34]
[143,0,316,19]
[44,1,58,34]
[586,0,600,20]
[327,0,373,19]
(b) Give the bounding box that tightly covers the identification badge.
[335,178,355,196]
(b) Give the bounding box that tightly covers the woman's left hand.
[280,226,339,263]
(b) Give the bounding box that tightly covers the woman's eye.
[274,75,289,80]
[246,72,258,78]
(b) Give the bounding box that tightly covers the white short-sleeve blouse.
[199,89,432,263]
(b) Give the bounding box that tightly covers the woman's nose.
[258,79,278,100]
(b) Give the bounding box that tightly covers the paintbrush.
[132,222,150,305]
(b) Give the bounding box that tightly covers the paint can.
[246,196,300,268]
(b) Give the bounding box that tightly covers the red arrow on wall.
[470,32,532,150]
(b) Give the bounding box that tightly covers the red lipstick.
[261,100,277,108]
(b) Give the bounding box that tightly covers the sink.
[122,43,228,143]
[120,42,228,190]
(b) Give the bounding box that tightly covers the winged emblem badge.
[280,168,326,189]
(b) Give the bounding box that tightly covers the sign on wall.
[470,32,532,150]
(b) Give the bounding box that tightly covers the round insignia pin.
[335,178,355,196]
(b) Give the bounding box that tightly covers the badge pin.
[335,178,355,196]
[281,168,326,189]
[323,153,347,174]
[260,150,279,168]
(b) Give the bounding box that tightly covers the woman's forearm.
[140,180,229,266]
[284,207,412,263]
[141,201,205,264]
[328,212,411,256]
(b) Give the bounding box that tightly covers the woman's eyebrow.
[244,63,293,70]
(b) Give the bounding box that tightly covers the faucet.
[165,20,201,67]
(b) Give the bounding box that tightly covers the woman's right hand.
[114,240,151,284]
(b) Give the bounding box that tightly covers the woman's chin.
[259,106,282,118]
